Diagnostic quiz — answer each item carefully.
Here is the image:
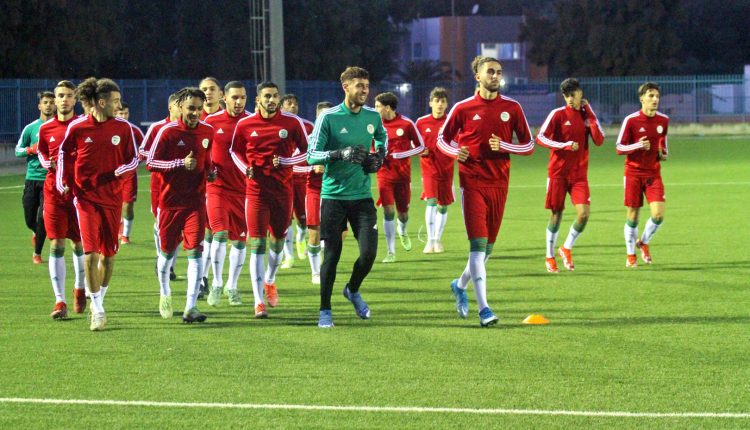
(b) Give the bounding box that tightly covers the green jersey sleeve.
[307,114,331,165]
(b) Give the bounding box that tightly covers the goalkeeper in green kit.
[307,66,388,328]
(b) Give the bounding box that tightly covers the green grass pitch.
[0,136,748,428]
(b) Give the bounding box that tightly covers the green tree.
[521,0,683,76]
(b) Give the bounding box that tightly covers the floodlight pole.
[269,0,286,94]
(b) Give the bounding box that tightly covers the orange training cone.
[522,314,550,325]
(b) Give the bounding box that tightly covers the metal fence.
[2,75,748,143]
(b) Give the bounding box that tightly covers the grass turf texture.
[0,136,748,428]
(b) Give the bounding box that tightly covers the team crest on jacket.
[202,138,209,149]
[279,129,288,139]
[111,135,121,145]
[367,124,375,134]
[396,128,404,137]
[500,112,510,122]
[657,125,664,134]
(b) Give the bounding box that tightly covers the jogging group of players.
[15,55,669,331]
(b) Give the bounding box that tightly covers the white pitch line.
[0,185,23,190]
[0,398,748,419]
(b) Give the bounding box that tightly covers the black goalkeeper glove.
[362,147,385,173]
[329,145,367,164]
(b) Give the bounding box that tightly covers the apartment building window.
[479,42,523,60]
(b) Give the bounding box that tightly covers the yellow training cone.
[522,314,550,325]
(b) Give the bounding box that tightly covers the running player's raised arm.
[37,120,54,169]
[536,108,573,150]
[584,103,605,146]
[114,125,139,177]
[616,114,644,154]
[391,118,423,159]
[307,113,332,165]
[56,120,80,195]
[437,105,461,159]
[499,103,534,155]
[147,125,185,172]
[140,120,165,160]
[15,122,37,158]
[278,114,309,166]
[229,117,250,174]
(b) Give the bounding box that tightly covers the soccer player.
[204,81,251,306]
[197,77,223,297]
[280,93,315,269]
[437,56,534,326]
[373,92,424,263]
[115,101,145,244]
[147,87,214,323]
[229,81,308,318]
[16,91,55,264]
[616,82,669,267]
[37,81,86,319]
[536,78,605,272]
[304,101,333,285]
[416,87,454,254]
[307,66,388,328]
[139,92,182,281]
[57,77,139,331]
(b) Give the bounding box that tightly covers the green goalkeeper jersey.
[307,102,388,200]
[15,118,47,181]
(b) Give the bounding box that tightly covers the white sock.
[284,226,294,259]
[640,218,662,244]
[563,225,582,250]
[100,285,108,300]
[249,253,265,306]
[73,253,85,290]
[265,249,282,284]
[157,254,171,296]
[296,226,307,244]
[457,259,471,289]
[49,255,66,303]
[425,206,437,242]
[469,251,489,311]
[89,291,104,314]
[185,257,201,311]
[227,245,246,291]
[123,218,133,237]
[625,224,638,255]
[384,219,396,254]
[397,219,408,236]
[546,228,558,258]
[170,248,179,272]
[200,240,211,279]
[308,245,321,276]
[435,211,448,241]
[153,223,161,257]
[210,240,226,288]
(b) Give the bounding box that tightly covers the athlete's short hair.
[119,101,130,110]
[280,93,298,105]
[168,91,180,105]
[316,101,333,111]
[176,87,207,105]
[560,78,581,97]
[55,80,76,92]
[375,92,398,111]
[471,55,500,74]
[76,77,120,103]
[38,91,54,101]
[429,87,449,101]
[638,82,660,97]
[224,81,245,92]
[340,66,369,84]
[256,81,278,95]
[200,77,221,88]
